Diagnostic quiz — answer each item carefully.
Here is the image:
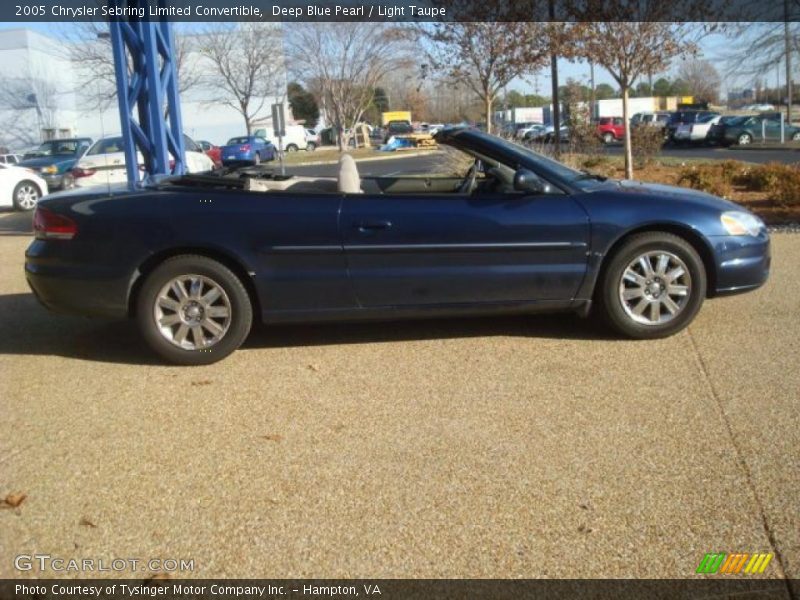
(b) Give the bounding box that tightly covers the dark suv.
[665,111,719,142]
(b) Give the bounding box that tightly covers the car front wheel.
[597,232,706,339]
[602,132,614,144]
[136,255,253,365]
[738,133,753,145]
[792,132,800,141]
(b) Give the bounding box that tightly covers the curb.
[284,150,440,167]
[728,144,800,152]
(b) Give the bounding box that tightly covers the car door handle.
[356,220,392,232]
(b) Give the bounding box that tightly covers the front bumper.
[41,172,68,190]
[710,231,771,296]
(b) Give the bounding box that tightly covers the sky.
[0,22,763,99]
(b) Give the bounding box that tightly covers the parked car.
[528,124,569,143]
[72,134,214,188]
[0,153,22,165]
[0,162,48,211]
[665,111,719,142]
[513,121,543,139]
[707,116,748,145]
[720,114,800,145]
[24,127,770,364]
[305,129,321,151]
[673,114,722,144]
[383,120,414,143]
[197,140,222,167]
[219,136,275,166]
[630,112,670,130]
[522,123,552,142]
[596,117,625,144]
[742,103,775,112]
[255,125,312,153]
[17,138,92,190]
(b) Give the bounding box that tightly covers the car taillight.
[33,207,77,240]
[71,166,95,178]
[240,144,251,152]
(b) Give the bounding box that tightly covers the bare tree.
[574,19,711,178]
[286,23,411,149]
[420,21,550,133]
[197,23,286,135]
[0,76,60,148]
[60,23,201,112]
[676,57,722,103]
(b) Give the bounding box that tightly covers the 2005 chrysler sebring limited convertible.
[25,128,770,365]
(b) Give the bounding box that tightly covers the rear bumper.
[710,232,771,296]
[25,240,131,318]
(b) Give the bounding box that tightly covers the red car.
[197,140,221,167]
[596,117,626,144]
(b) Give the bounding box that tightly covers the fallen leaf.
[307,364,319,372]
[191,380,212,386]
[79,517,97,528]
[261,434,283,442]
[4,492,26,508]
[146,573,172,581]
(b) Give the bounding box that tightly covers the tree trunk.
[622,85,633,179]
[485,94,493,134]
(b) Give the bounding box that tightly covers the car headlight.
[721,211,765,236]
[41,165,58,174]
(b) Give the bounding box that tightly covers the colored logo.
[696,553,773,574]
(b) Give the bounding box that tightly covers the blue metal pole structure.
[108,0,185,185]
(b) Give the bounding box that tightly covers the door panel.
[341,192,590,307]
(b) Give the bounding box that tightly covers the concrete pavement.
[0,210,798,585]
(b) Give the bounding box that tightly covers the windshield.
[484,135,584,182]
[34,140,83,156]
[698,114,717,123]
[226,137,250,145]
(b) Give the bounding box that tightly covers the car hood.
[18,156,77,168]
[588,179,741,211]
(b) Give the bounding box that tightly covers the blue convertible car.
[25,128,770,365]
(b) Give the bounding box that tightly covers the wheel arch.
[128,246,261,318]
[595,223,718,299]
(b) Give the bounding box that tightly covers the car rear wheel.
[13,181,41,211]
[597,232,706,339]
[602,132,615,144]
[136,255,253,365]
[285,144,298,153]
[307,142,317,151]
[738,133,753,145]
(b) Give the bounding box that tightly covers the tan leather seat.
[338,153,362,194]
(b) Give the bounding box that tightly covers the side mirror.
[514,168,551,194]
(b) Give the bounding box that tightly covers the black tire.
[596,232,706,339]
[12,181,41,211]
[306,142,317,151]
[737,133,753,146]
[136,255,253,365]
[602,132,615,144]
[285,143,298,153]
[792,132,800,142]
[61,173,75,190]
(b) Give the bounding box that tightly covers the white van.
[254,125,310,152]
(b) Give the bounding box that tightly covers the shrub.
[738,162,786,191]
[677,165,732,197]
[631,126,664,167]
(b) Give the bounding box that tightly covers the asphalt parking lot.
[0,208,798,584]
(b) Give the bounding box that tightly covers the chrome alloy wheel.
[618,251,692,326]
[153,274,232,350]
[16,184,39,210]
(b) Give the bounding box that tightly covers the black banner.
[3,0,800,22]
[1,579,797,600]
